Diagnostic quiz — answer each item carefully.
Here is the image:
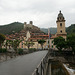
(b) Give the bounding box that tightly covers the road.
[0,51,48,75]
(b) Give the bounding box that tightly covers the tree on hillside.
[0,33,6,48]
[53,36,66,51]
[38,39,46,50]
[67,34,75,53]
[66,24,75,34]
[24,41,34,49]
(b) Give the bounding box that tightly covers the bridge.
[0,51,48,75]
[0,50,75,75]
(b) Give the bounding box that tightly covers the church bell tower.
[56,11,67,39]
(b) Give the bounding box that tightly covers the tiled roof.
[29,38,42,40]
[29,38,47,41]
[50,36,58,39]
[38,35,49,37]
[6,37,11,40]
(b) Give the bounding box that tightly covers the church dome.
[56,10,65,22]
[58,11,63,18]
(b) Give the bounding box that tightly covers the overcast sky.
[0,0,75,28]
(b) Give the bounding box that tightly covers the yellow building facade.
[50,11,67,49]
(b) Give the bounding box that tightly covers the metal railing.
[32,51,49,75]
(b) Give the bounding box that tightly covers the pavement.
[0,51,48,75]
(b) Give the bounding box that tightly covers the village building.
[5,11,67,50]
[5,21,49,49]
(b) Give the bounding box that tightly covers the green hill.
[41,24,75,35]
[0,22,75,35]
[66,24,75,34]
[0,22,24,35]
[40,28,57,34]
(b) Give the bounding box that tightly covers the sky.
[0,0,75,28]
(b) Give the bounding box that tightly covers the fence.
[32,51,49,75]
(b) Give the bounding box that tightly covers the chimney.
[30,21,33,25]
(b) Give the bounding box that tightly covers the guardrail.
[32,51,49,75]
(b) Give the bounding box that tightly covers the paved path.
[0,51,48,75]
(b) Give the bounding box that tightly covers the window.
[52,45,53,48]
[60,30,62,33]
[52,41,53,43]
[60,23,62,26]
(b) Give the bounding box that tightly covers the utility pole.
[48,28,50,50]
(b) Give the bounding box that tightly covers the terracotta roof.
[31,33,44,35]
[38,35,49,37]
[31,35,49,37]
[29,38,42,40]
[6,37,11,40]
[50,36,58,39]
[51,34,55,36]
[29,38,47,40]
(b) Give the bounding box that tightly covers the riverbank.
[63,64,75,75]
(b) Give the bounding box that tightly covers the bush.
[29,48,36,52]
[18,48,23,55]
[0,48,7,53]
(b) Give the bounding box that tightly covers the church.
[50,11,67,49]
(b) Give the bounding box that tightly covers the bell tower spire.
[56,11,67,39]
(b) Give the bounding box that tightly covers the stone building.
[24,21,33,29]
[50,11,67,49]
[5,21,49,49]
[56,10,67,39]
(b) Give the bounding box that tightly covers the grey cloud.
[0,0,75,28]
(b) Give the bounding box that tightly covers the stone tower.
[56,11,67,39]
[24,22,27,29]
[24,21,33,29]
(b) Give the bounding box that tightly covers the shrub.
[29,48,36,52]
[18,48,23,55]
[0,48,7,53]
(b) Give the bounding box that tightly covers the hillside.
[40,28,57,34]
[0,22,75,35]
[23,24,44,33]
[0,22,24,35]
[41,24,75,34]
[66,24,75,34]
[0,22,43,35]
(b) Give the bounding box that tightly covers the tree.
[67,34,75,52]
[4,40,11,49]
[53,36,66,51]
[38,39,46,50]
[4,40,8,49]
[0,33,6,48]
[10,39,21,54]
[24,41,34,49]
